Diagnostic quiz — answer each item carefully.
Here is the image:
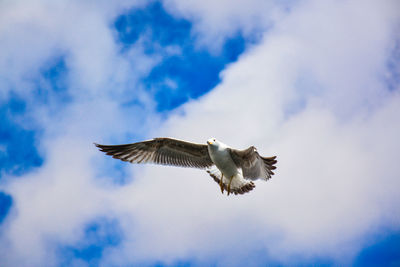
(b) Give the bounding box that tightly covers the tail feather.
[206,167,255,195]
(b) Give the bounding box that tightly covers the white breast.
[208,145,240,178]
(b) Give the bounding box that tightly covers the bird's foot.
[227,175,234,196]
[219,174,224,194]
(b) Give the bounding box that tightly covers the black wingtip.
[94,143,107,152]
[94,143,101,148]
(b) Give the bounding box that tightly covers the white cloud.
[0,0,153,101]
[161,0,288,51]
[1,0,400,266]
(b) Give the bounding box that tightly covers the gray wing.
[229,146,277,180]
[95,137,213,169]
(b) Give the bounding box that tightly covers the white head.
[207,137,222,148]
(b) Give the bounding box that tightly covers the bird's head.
[207,137,218,147]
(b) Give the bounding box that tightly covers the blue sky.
[1,0,400,266]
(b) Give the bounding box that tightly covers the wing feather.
[95,137,213,169]
[229,146,277,180]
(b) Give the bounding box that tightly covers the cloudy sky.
[1,0,400,266]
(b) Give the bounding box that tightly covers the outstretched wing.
[229,146,277,180]
[95,138,213,169]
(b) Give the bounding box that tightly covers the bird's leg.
[227,175,234,196]
[219,174,224,194]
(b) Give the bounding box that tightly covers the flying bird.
[95,138,277,195]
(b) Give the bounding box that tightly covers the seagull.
[95,138,277,195]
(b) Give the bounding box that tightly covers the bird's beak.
[207,140,212,145]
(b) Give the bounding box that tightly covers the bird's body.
[207,139,247,193]
[95,137,277,195]
[208,140,238,178]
